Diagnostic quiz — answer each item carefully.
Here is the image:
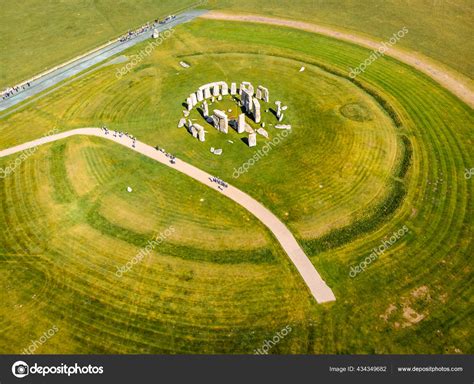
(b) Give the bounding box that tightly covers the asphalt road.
[0,9,207,112]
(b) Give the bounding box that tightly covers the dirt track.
[201,12,474,108]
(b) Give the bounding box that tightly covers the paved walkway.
[0,128,336,304]
[201,12,474,108]
[0,9,207,112]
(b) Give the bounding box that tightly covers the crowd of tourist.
[119,22,153,42]
[118,15,175,42]
[155,146,176,164]
[1,82,31,100]
[210,177,228,190]
[2,15,177,100]
[101,126,136,148]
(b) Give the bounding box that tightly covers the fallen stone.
[248,133,257,147]
[214,148,223,155]
[257,128,269,138]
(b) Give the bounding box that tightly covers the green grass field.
[209,0,474,79]
[0,17,472,354]
[0,0,472,89]
[0,136,313,353]
[0,0,197,88]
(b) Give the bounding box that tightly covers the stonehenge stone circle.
[179,80,288,147]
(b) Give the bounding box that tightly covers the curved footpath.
[201,12,474,109]
[0,128,336,304]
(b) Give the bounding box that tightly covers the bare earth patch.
[382,286,432,328]
[380,303,397,322]
[402,306,425,327]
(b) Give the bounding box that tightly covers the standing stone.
[190,125,198,138]
[213,84,220,97]
[190,93,197,107]
[196,89,204,102]
[213,110,228,133]
[204,87,212,99]
[259,86,269,102]
[178,118,186,128]
[186,97,192,111]
[221,82,229,96]
[230,82,237,95]
[241,89,253,113]
[193,124,205,142]
[237,113,246,133]
[275,101,282,119]
[248,132,257,147]
[198,129,205,142]
[240,81,254,95]
[252,98,261,123]
[202,101,209,117]
[278,113,284,122]
[256,88,262,100]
